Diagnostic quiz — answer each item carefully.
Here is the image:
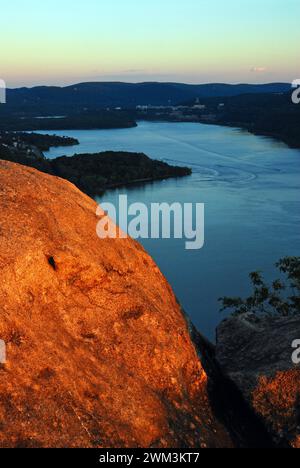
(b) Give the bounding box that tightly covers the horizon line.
[7,80,291,90]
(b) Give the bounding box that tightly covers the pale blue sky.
[1,0,299,86]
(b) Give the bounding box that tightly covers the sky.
[1,0,299,87]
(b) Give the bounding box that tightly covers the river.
[42,121,300,339]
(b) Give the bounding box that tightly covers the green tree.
[219,257,300,317]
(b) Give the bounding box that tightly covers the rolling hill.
[5,82,290,113]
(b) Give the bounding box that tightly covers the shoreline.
[5,117,300,151]
[94,173,192,196]
[203,120,300,149]
[137,118,300,150]
[50,151,192,197]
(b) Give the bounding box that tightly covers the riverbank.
[50,151,191,196]
[135,92,300,150]
[201,119,300,150]
[0,110,137,132]
[0,133,192,197]
[136,115,300,150]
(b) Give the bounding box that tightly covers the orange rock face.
[0,161,233,448]
[252,370,300,448]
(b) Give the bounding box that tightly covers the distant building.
[193,104,206,110]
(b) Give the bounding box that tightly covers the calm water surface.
[43,122,300,339]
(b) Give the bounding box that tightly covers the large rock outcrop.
[0,160,234,448]
[216,314,300,448]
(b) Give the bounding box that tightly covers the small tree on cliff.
[219,257,300,317]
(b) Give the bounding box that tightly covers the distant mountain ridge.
[5,82,290,112]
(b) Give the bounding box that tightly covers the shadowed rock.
[216,314,300,448]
